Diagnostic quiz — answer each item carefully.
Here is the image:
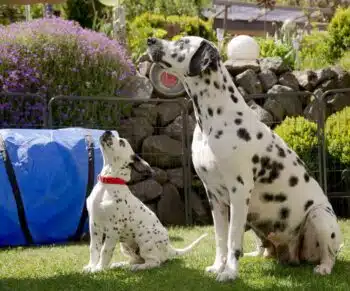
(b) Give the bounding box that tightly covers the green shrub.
[257,37,295,69]
[338,51,350,71]
[326,106,350,165]
[326,7,350,63]
[127,13,215,61]
[299,30,331,70]
[124,0,210,20]
[274,116,319,172]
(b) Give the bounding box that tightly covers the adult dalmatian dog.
[83,131,207,273]
[147,36,342,282]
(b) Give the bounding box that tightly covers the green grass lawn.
[1,221,350,291]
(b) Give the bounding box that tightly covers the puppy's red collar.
[98,175,127,185]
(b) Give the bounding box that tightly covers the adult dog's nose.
[103,130,113,137]
[147,37,157,46]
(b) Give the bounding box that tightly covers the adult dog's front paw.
[314,264,332,275]
[205,262,226,274]
[82,264,94,273]
[215,266,238,282]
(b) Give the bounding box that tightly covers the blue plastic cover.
[0,128,118,247]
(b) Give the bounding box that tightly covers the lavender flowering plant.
[0,17,136,128]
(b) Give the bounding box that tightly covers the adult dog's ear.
[188,40,220,76]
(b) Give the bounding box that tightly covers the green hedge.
[127,13,215,61]
[274,116,319,172]
[326,106,350,165]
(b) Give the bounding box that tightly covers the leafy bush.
[0,17,135,128]
[124,0,210,20]
[127,13,215,61]
[327,7,350,63]
[274,116,319,172]
[257,37,295,69]
[299,30,331,70]
[326,106,350,165]
[338,51,350,71]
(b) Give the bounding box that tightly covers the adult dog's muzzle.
[129,154,155,178]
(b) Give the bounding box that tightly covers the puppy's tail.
[168,233,208,257]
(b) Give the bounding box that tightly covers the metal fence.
[1,89,350,223]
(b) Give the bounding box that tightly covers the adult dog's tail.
[168,233,208,257]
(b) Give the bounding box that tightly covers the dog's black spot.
[208,107,213,117]
[171,53,177,58]
[289,176,298,187]
[237,111,243,116]
[293,161,298,166]
[272,133,276,139]
[228,86,234,93]
[177,55,185,62]
[287,149,292,154]
[258,169,266,177]
[205,78,210,85]
[213,81,220,89]
[274,193,287,202]
[316,241,319,247]
[247,212,259,222]
[237,175,244,185]
[231,94,238,103]
[246,198,250,205]
[304,172,310,182]
[217,107,222,115]
[280,207,290,220]
[234,118,242,125]
[262,193,274,202]
[252,154,259,164]
[325,206,335,216]
[215,130,223,139]
[275,144,286,158]
[252,167,257,176]
[222,84,226,90]
[331,232,335,239]
[274,221,287,232]
[119,139,126,147]
[237,128,251,141]
[304,200,314,211]
[223,75,227,83]
[200,166,207,172]
[256,132,263,139]
[266,144,273,152]
[234,249,241,260]
[232,186,237,193]
[256,220,274,236]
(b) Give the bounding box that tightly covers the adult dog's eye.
[119,139,126,147]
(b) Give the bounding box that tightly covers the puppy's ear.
[188,40,220,77]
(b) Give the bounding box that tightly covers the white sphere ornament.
[226,35,260,61]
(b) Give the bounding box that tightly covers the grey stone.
[151,167,168,185]
[145,203,158,215]
[190,191,209,223]
[267,85,303,117]
[166,168,184,189]
[237,86,249,100]
[303,99,321,122]
[129,179,163,202]
[158,183,186,225]
[248,100,274,126]
[293,70,318,91]
[235,69,263,94]
[156,102,183,126]
[142,135,183,168]
[137,52,151,63]
[332,66,350,88]
[263,98,285,122]
[129,168,148,184]
[119,73,153,100]
[258,70,278,92]
[117,117,154,151]
[132,103,158,126]
[164,114,196,141]
[278,72,300,91]
[315,68,337,86]
[224,59,260,76]
[259,57,289,75]
[327,93,350,112]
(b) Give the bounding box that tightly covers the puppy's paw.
[244,250,263,257]
[215,266,238,282]
[205,263,225,274]
[90,264,105,273]
[314,264,332,275]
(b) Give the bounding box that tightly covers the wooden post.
[223,5,228,36]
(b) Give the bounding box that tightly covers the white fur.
[83,132,207,273]
[147,36,343,281]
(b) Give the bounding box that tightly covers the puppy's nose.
[147,37,157,46]
[103,130,112,137]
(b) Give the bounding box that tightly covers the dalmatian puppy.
[83,130,207,273]
[147,36,342,282]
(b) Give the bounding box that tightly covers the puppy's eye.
[119,139,126,147]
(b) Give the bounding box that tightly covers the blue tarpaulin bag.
[0,128,118,247]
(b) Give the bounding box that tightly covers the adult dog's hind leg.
[205,188,229,275]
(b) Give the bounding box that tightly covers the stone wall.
[121,56,350,226]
